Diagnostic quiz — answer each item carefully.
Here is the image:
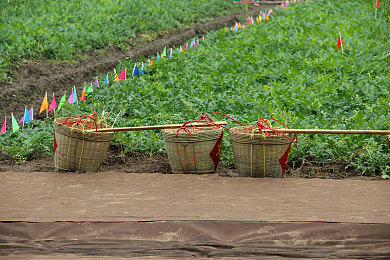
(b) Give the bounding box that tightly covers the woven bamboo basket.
[229,126,292,178]
[53,117,115,172]
[162,128,223,174]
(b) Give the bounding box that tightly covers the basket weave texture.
[229,126,292,178]
[53,118,115,172]
[162,128,223,174]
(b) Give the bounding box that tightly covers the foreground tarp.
[0,221,389,258]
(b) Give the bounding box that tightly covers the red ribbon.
[243,117,298,149]
[53,132,58,154]
[58,112,99,132]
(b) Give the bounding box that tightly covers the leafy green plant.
[0,120,53,162]
[0,0,242,81]
[348,138,390,176]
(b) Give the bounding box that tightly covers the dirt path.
[1,172,388,222]
[0,4,278,119]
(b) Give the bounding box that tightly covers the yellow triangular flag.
[39,92,49,114]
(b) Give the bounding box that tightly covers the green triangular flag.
[58,93,67,112]
[162,47,166,57]
[86,84,93,95]
[11,113,20,133]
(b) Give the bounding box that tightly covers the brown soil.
[0,145,381,180]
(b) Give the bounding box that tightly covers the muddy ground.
[0,145,380,180]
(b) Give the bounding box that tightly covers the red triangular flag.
[376,0,380,8]
[54,132,58,154]
[279,143,292,178]
[336,34,343,50]
[48,93,57,112]
[209,131,224,171]
[118,68,126,80]
[1,117,6,134]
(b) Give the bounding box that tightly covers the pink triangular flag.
[48,93,57,112]
[68,89,74,104]
[29,107,33,121]
[118,68,126,80]
[19,114,24,124]
[1,117,6,134]
[94,78,99,87]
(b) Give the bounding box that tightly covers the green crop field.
[0,0,241,81]
[1,0,389,176]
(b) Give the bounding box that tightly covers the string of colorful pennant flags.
[0,0,381,135]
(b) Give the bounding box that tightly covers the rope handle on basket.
[58,112,99,132]
[175,111,298,149]
[175,111,247,137]
[244,117,298,149]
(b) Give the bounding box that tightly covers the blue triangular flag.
[105,74,109,84]
[168,48,172,57]
[132,64,139,77]
[24,107,29,124]
[73,87,77,103]
[157,53,161,61]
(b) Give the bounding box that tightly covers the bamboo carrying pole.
[88,121,228,133]
[90,123,389,135]
[261,128,390,135]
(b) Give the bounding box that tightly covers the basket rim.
[163,127,222,133]
[53,118,115,142]
[230,126,291,136]
[162,127,223,143]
